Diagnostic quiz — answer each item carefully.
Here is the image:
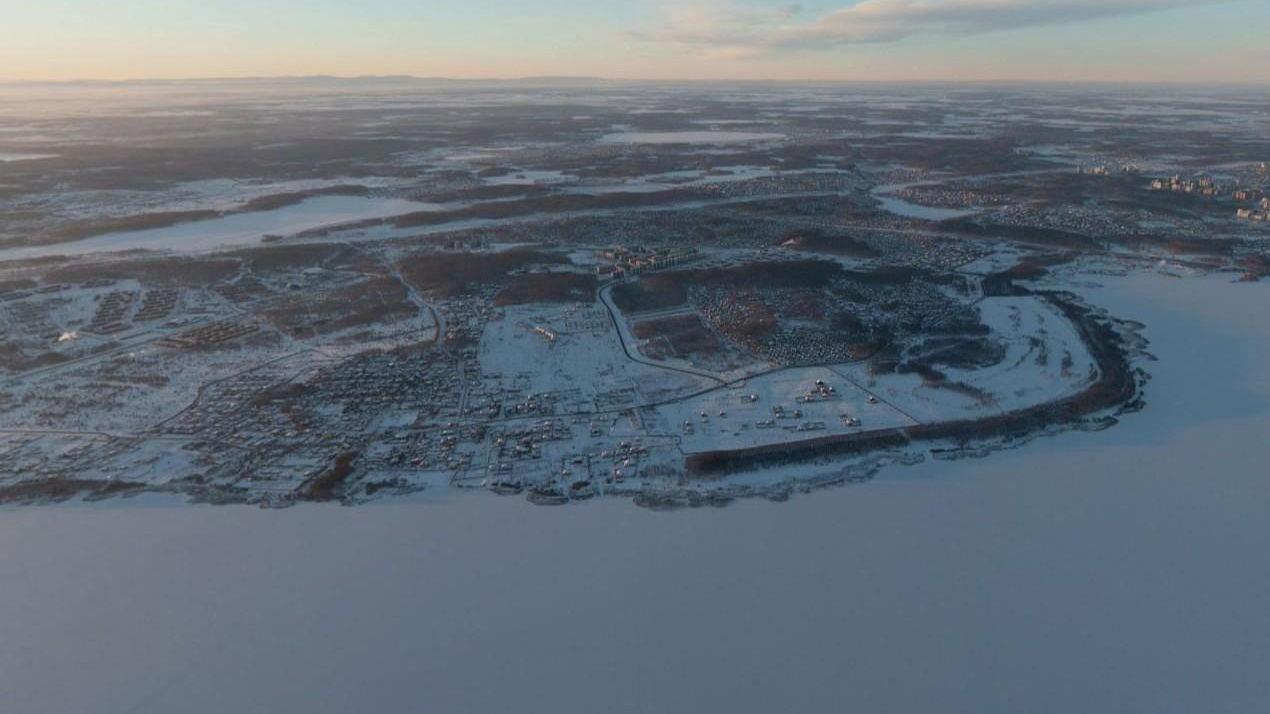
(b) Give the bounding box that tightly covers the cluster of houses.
[1149,174,1225,196]
[158,319,259,348]
[1233,189,1270,222]
[135,288,180,321]
[1235,203,1270,221]
[1078,164,1139,176]
[1148,174,1270,221]
[86,290,136,335]
[595,245,700,280]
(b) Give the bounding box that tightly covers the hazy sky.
[3,0,1267,83]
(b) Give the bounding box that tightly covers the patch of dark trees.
[0,478,145,505]
[1239,254,1270,282]
[301,451,359,502]
[397,248,569,297]
[780,228,882,258]
[939,218,1099,250]
[493,272,598,305]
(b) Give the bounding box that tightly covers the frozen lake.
[0,195,439,261]
[1,270,1267,714]
[871,181,980,220]
[872,193,978,220]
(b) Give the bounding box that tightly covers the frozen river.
[2,270,1268,714]
[0,195,439,261]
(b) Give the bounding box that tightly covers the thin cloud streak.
[634,0,1224,58]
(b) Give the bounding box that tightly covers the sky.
[2,0,1267,83]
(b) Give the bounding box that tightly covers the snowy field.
[0,271,1266,713]
[479,303,709,408]
[838,295,1098,424]
[652,367,915,454]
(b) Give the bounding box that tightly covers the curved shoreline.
[681,288,1142,478]
[0,281,1146,509]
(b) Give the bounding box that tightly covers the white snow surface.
[654,367,915,454]
[0,152,58,162]
[838,296,1098,423]
[597,131,786,145]
[479,303,709,407]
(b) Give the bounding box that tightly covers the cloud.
[634,0,1217,57]
[629,2,806,57]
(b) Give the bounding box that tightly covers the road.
[596,281,728,386]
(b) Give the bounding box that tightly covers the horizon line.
[1,74,1268,88]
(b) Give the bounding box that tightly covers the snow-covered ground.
[0,343,321,435]
[0,268,1267,714]
[0,152,58,162]
[837,296,1098,423]
[479,303,709,409]
[597,131,786,144]
[0,278,423,435]
[653,367,915,454]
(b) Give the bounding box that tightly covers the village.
[0,229,1133,507]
